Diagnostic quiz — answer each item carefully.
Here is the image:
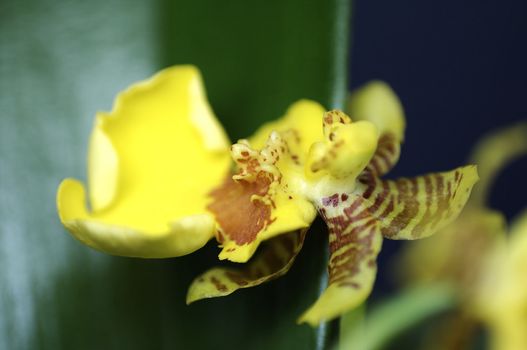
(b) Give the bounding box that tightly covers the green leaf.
[339,284,456,350]
[0,0,350,349]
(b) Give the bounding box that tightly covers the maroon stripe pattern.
[362,133,400,177]
[355,167,477,240]
[187,229,307,303]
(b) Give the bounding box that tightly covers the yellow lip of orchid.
[56,65,232,258]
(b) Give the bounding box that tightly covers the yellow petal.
[58,179,216,257]
[509,209,527,262]
[487,319,527,350]
[248,99,326,162]
[186,229,306,303]
[305,110,379,197]
[57,65,231,257]
[88,125,119,212]
[347,80,405,142]
[497,210,527,312]
[356,165,478,240]
[474,210,527,350]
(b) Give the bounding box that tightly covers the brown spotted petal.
[186,229,307,303]
[298,193,383,326]
[208,132,316,263]
[357,165,479,240]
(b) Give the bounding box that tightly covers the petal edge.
[57,179,215,258]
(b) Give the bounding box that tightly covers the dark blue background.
[349,0,527,292]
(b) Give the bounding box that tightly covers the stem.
[315,237,340,350]
[316,318,340,350]
[315,264,330,350]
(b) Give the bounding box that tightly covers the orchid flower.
[398,122,527,350]
[57,66,478,326]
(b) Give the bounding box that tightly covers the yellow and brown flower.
[57,66,478,326]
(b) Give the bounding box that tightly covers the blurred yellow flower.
[398,122,527,350]
[57,66,478,326]
[476,210,527,350]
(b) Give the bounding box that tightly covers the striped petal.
[186,229,307,303]
[356,166,478,240]
[347,81,405,142]
[362,133,401,177]
[347,81,405,176]
[298,193,383,326]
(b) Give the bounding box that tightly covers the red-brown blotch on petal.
[208,172,275,245]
